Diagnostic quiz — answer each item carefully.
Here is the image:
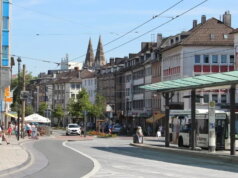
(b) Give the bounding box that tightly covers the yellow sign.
[5,97,13,103]
[4,87,10,97]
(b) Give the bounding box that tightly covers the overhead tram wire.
[69,0,185,62]
[103,0,184,47]
[2,53,60,66]
[105,0,208,54]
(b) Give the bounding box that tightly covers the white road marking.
[62,141,101,178]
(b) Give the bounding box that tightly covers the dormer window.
[175,36,179,42]
[210,34,215,40]
[170,39,174,45]
[223,34,228,39]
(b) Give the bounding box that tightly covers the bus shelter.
[140,71,238,155]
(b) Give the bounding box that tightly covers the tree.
[25,105,34,116]
[52,104,64,127]
[38,102,48,116]
[67,89,92,123]
[11,72,36,112]
[91,93,106,119]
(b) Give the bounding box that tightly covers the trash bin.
[133,134,139,143]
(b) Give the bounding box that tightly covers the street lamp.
[17,57,21,141]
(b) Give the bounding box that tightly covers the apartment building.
[161,12,234,110]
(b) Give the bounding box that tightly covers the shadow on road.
[92,146,238,173]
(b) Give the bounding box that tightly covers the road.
[26,139,94,178]
[66,137,238,178]
[4,130,238,178]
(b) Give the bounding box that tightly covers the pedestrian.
[0,125,10,144]
[7,123,13,138]
[136,126,144,143]
[156,129,161,141]
[31,124,38,139]
[147,126,152,136]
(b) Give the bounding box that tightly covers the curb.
[0,141,32,176]
[130,143,238,164]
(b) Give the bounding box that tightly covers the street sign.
[20,91,30,100]
[5,97,13,103]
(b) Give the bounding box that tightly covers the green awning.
[140,71,238,92]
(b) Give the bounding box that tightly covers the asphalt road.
[26,140,94,178]
[66,137,238,178]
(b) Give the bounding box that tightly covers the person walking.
[0,125,10,144]
[7,123,13,138]
[136,126,144,143]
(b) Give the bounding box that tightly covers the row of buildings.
[27,11,238,130]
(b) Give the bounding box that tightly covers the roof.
[230,28,238,34]
[140,71,238,92]
[162,18,234,52]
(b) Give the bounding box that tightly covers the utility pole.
[21,64,26,138]
[84,110,87,137]
[17,57,21,141]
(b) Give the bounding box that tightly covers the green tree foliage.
[52,104,64,127]
[25,105,34,116]
[67,89,92,121]
[91,93,106,119]
[38,102,48,116]
[11,72,36,112]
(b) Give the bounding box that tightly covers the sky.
[11,0,238,76]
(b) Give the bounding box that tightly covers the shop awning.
[5,112,17,119]
[140,71,238,92]
[146,113,165,123]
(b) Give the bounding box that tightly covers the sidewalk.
[131,136,238,163]
[0,135,32,175]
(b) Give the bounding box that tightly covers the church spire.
[95,36,106,68]
[84,38,94,68]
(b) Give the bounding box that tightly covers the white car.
[66,124,81,135]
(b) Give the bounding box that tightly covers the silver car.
[66,124,81,135]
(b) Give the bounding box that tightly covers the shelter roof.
[140,71,238,92]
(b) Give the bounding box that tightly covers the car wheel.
[66,132,69,136]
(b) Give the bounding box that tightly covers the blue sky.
[11,0,238,76]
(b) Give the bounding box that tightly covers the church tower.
[95,36,106,68]
[84,38,95,68]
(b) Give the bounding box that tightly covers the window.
[212,94,218,103]
[195,55,200,63]
[212,55,218,63]
[71,94,75,99]
[203,55,209,64]
[221,94,227,103]
[196,119,208,134]
[235,116,238,134]
[196,95,201,103]
[230,55,234,64]
[203,94,209,103]
[71,83,76,89]
[2,46,8,59]
[76,84,80,89]
[221,55,227,63]
[210,34,215,40]
[3,17,9,30]
[223,34,228,39]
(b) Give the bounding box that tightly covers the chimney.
[110,58,114,65]
[201,15,206,24]
[193,20,197,28]
[157,33,162,47]
[223,11,231,27]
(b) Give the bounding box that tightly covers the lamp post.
[17,57,21,141]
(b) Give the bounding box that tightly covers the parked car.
[66,123,81,136]
[111,124,122,134]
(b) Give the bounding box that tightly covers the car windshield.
[68,125,79,128]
